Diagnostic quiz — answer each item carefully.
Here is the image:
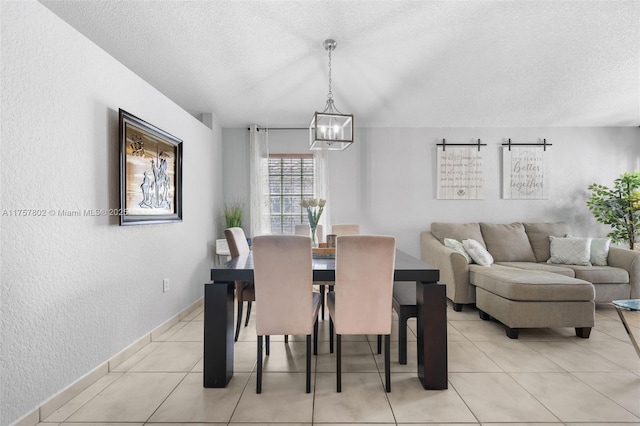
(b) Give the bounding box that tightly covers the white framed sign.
[502,146,549,199]
[437,147,485,199]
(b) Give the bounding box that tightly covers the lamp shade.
[309,111,353,151]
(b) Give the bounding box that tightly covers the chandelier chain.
[327,47,333,100]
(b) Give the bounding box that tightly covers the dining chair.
[295,223,324,243]
[224,227,254,342]
[330,223,386,352]
[326,224,359,312]
[295,223,328,319]
[252,235,322,393]
[294,224,309,237]
[327,235,396,392]
[331,224,360,236]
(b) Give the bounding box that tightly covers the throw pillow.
[444,238,473,263]
[565,234,611,266]
[462,239,494,266]
[547,236,592,266]
[590,237,611,266]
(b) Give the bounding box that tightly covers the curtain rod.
[247,127,307,131]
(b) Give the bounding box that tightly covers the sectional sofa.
[421,222,640,338]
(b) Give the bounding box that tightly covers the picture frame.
[119,109,183,225]
[502,145,548,200]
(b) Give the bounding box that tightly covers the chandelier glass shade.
[309,39,353,151]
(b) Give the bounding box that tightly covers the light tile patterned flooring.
[39,301,640,425]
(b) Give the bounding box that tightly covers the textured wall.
[222,126,640,257]
[1,2,222,424]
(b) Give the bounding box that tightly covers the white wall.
[222,127,640,257]
[221,128,249,233]
[1,2,223,424]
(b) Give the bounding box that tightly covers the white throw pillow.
[547,236,592,266]
[567,234,611,266]
[590,238,611,266]
[444,238,473,263]
[462,239,494,266]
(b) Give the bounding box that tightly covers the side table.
[612,299,640,358]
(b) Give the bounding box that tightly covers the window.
[268,154,314,234]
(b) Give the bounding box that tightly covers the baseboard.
[108,334,152,371]
[11,297,204,426]
[10,410,39,426]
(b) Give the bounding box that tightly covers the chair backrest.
[294,224,310,236]
[334,235,396,335]
[225,227,250,257]
[332,224,360,236]
[295,224,324,243]
[252,235,314,336]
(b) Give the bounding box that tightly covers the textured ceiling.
[40,0,639,128]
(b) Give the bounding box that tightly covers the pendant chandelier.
[309,39,353,151]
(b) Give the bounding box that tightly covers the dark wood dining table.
[203,249,447,390]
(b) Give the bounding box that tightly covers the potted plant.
[586,171,640,250]
[224,201,243,229]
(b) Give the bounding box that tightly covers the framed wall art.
[502,140,550,199]
[119,109,183,225]
[436,140,486,199]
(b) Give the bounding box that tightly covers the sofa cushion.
[469,264,594,302]
[495,261,576,278]
[480,223,537,262]
[564,265,629,284]
[431,222,485,248]
[523,222,572,262]
[548,236,592,266]
[463,239,494,266]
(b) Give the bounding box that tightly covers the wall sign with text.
[437,147,485,199]
[502,146,548,199]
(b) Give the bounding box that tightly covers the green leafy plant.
[224,202,243,229]
[586,171,640,250]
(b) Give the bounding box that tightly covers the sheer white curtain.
[313,148,330,236]
[249,125,270,237]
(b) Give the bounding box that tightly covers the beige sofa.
[421,222,640,338]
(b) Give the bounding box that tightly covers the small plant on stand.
[224,201,243,229]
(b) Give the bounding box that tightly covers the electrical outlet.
[163,278,170,293]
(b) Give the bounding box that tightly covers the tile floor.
[39,301,640,425]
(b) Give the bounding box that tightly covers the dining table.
[203,249,447,390]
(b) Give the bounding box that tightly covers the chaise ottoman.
[470,264,595,339]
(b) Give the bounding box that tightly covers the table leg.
[614,306,640,358]
[203,280,235,387]
[416,282,448,389]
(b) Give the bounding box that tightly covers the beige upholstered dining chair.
[326,224,359,310]
[295,223,327,319]
[294,224,309,236]
[294,223,324,243]
[252,235,322,393]
[327,235,396,392]
[224,227,255,342]
[331,224,360,236]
